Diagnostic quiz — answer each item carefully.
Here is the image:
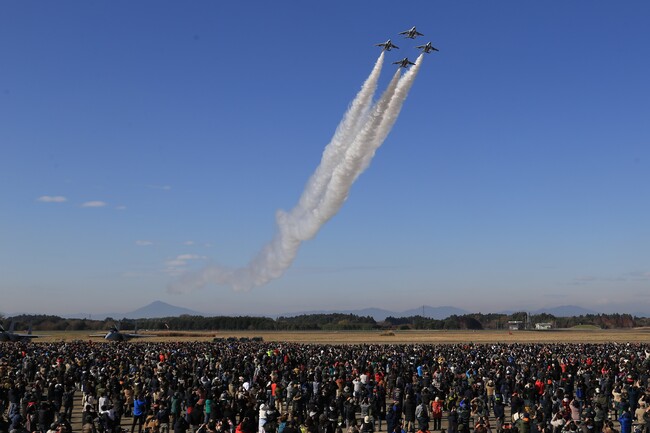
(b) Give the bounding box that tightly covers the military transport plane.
[0,323,40,342]
[375,39,399,51]
[399,26,424,39]
[417,42,439,53]
[393,58,416,68]
[90,325,155,342]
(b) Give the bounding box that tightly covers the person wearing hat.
[361,416,374,433]
[486,380,496,414]
[259,404,269,433]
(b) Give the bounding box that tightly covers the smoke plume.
[169,54,423,293]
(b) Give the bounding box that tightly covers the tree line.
[2,311,649,332]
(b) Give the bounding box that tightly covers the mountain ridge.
[60,302,647,321]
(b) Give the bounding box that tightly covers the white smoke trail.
[312,68,403,224]
[313,54,423,225]
[292,52,385,237]
[353,54,424,183]
[168,54,423,293]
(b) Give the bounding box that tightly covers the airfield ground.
[34,327,650,344]
[16,328,650,433]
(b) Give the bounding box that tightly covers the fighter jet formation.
[170,28,431,293]
[375,26,437,69]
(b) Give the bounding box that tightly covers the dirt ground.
[34,327,650,344]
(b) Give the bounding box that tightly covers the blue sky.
[2,1,649,318]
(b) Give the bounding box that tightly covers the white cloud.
[164,254,207,275]
[626,271,650,281]
[572,271,650,285]
[183,241,195,246]
[146,184,172,191]
[37,195,67,203]
[177,254,204,260]
[121,271,154,278]
[135,240,154,246]
[81,201,107,208]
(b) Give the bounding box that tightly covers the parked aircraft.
[399,26,424,39]
[0,322,39,342]
[90,324,155,342]
[375,39,399,51]
[393,57,416,68]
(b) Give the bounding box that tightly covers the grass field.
[32,327,650,344]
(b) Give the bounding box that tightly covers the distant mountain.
[530,305,599,317]
[66,301,202,320]
[121,301,202,319]
[61,302,646,322]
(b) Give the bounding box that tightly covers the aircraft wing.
[9,333,41,341]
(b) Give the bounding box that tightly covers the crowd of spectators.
[1,341,648,433]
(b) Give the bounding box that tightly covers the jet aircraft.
[90,324,155,342]
[399,26,424,39]
[417,42,439,53]
[375,39,399,51]
[0,322,40,342]
[393,58,416,68]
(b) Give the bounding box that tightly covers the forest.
[2,311,648,332]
